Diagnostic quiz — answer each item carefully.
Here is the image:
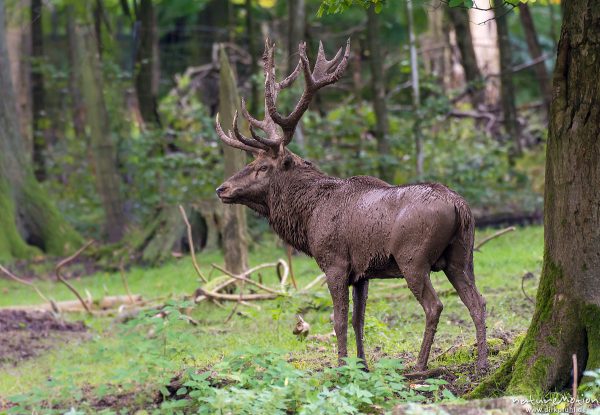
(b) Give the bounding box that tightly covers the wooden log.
[0,295,142,312]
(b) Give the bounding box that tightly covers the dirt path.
[0,309,88,367]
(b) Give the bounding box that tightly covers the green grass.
[0,226,544,412]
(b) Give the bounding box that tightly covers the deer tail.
[454,198,475,272]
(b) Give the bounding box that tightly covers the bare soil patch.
[0,309,88,367]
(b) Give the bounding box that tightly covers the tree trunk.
[134,0,160,127]
[468,0,499,105]
[245,0,259,114]
[66,7,86,140]
[405,0,423,178]
[494,3,521,158]
[31,0,46,181]
[517,2,551,115]
[0,0,81,262]
[286,0,306,149]
[218,46,248,275]
[5,0,31,150]
[366,5,391,182]
[72,18,126,243]
[195,0,229,64]
[474,0,600,396]
[446,5,484,108]
[287,0,305,74]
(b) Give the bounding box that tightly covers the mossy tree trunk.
[218,46,248,275]
[0,0,81,262]
[475,0,600,396]
[72,14,126,243]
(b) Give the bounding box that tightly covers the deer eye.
[258,165,268,172]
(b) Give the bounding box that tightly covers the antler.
[215,39,350,154]
[265,39,351,146]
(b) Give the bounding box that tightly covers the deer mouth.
[218,194,236,204]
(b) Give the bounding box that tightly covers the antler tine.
[266,39,351,145]
[232,111,270,151]
[314,38,351,87]
[240,97,267,130]
[278,60,302,90]
[215,113,261,154]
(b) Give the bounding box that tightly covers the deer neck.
[267,166,330,256]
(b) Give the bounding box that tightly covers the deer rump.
[268,173,472,284]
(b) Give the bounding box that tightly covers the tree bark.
[31,0,46,181]
[5,0,31,150]
[517,2,551,115]
[218,46,248,275]
[287,0,305,74]
[366,5,391,182]
[474,0,600,396]
[405,0,423,178]
[72,18,126,242]
[195,0,229,64]
[66,7,86,140]
[0,0,81,262]
[494,3,521,158]
[134,0,160,127]
[245,0,259,114]
[446,5,484,108]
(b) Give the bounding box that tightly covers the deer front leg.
[326,271,350,366]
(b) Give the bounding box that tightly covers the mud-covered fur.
[217,149,488,371]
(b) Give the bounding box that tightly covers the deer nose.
[216,185,229,196]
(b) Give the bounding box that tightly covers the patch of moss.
[581,303,600,373]
[0,179,40,262]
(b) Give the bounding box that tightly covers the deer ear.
[282,154,295,170]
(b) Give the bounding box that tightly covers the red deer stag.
[215,40,487,371]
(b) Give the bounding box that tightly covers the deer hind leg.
[326,271,350,366]
[352,279,369,370]
[443,244,488,370]
[401,265,443,371]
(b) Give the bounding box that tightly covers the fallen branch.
[286,245,298,289]
[197,290,280,301]
[521,272,535,305]
[0,295,142,313]
[474,226,515,251]
[55,240,95,315]
[0,264,52,307]
[299,274,326,293]
[119,260,135,304]
[179,205,208,283]
[211,264,284,295]
[404,367,452,380]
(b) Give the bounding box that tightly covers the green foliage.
[122,91,223,220]
[317,0,384,16]
[581,368,600,404]
[161,350,453,414]
[0,226,544,413]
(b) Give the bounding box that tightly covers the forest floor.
[0,226,544,414]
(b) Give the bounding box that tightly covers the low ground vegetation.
[3,226,593,414]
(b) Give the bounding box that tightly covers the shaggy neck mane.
[267,164,333,256]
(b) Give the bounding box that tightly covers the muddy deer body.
[215,40,487,371]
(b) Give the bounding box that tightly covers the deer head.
[215,39,350,213]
